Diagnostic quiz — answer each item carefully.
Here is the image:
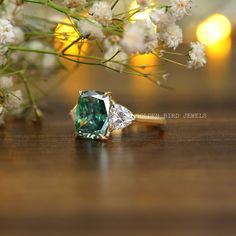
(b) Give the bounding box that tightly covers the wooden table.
[0,47,236,235]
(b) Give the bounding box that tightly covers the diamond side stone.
[109,104,135,130]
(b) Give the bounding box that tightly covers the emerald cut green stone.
[75,91,111,139]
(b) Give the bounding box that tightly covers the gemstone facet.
[75,91,111,139]
[109,104,135,130]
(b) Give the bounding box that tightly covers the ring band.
[70,91,166,140]
[134,114,166,125]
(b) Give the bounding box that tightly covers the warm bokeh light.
[206,37,231,60]
[131,53,158,96]
[54,18,88,56]
[129,1,158,96]
[196,14,232,46]
[129,0,152,22]
[131,54,157,74]
[129,0,157,69]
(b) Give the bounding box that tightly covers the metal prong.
[70,105,77,122]
[103,91,112,98]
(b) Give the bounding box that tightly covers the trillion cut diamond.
[109,104,135,130]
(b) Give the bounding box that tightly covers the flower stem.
[8,45,169,89]
[19,73,43,121]
[161,57,188,68]
[24,0,82,21]
[111,0,120,10]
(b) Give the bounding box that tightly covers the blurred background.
[45,0,236,116]
[23,0,236,115]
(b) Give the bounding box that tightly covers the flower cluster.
[0,0,207,125]
[63,0,87,9]
[74,0,206,72]
[0,19,15,66]
[0,0,24,22]
[121,20,158,54]
[0,76,24,126]
[149,0,193,50]
[188,42,207,69]
[104,35,128,72]
[89,1,112,26]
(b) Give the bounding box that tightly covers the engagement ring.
[70,91,166,140]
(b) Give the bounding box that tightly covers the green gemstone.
[75,91,111,139]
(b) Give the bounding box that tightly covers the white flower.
[170,0,193,20]
[104,45,128,72]
[159,23,183,50]
[136,0,151,8]
[188,42,206,69]
[89,1,112,26]
[26,40,44,62]
[149,8,175,27]
[5,90,23,112]
[13,26,25,44]
[0,19,15,45]
[42,54,57,70]
[77,19,105,40]
[0,54,7,66]
[0,46,8,66]
[0,76,13,89]
[1,2,24,22]
[7,90,25,118]
[141,21,158,54]
[0,46,8,55]
[121,22,146,54]
[104,35,121,49]
[121,20,158,54]
[24,41,57,70]
[63,0,86,8]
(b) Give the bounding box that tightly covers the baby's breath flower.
[26,40,44,62]
[13,26,25,44]
[6,89,24,114]
[121,22,146,54]
[141,21,158,54]
[188,42,206,69]
[24,41,57,70]
[149,8,175,27]
[0,19,15,45]
[77,19,105,40]
[63,0,86,8]
[104,35,121,49]
[0,54,8,67]
[42,54,57,70]
[1,1,24,22]
[159,23,183,50]
[121,20,158,54]
[104,45,128,73]
[170,0,193,20]
[0,46,8,66]
[136,0,151,8]
[89,1,112,26]
[0,76,13,90]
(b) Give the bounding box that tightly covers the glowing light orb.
[196,14,232,46]
[54,18,88,56]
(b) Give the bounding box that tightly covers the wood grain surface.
[0,47,236,236]
[0,101,236,236]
